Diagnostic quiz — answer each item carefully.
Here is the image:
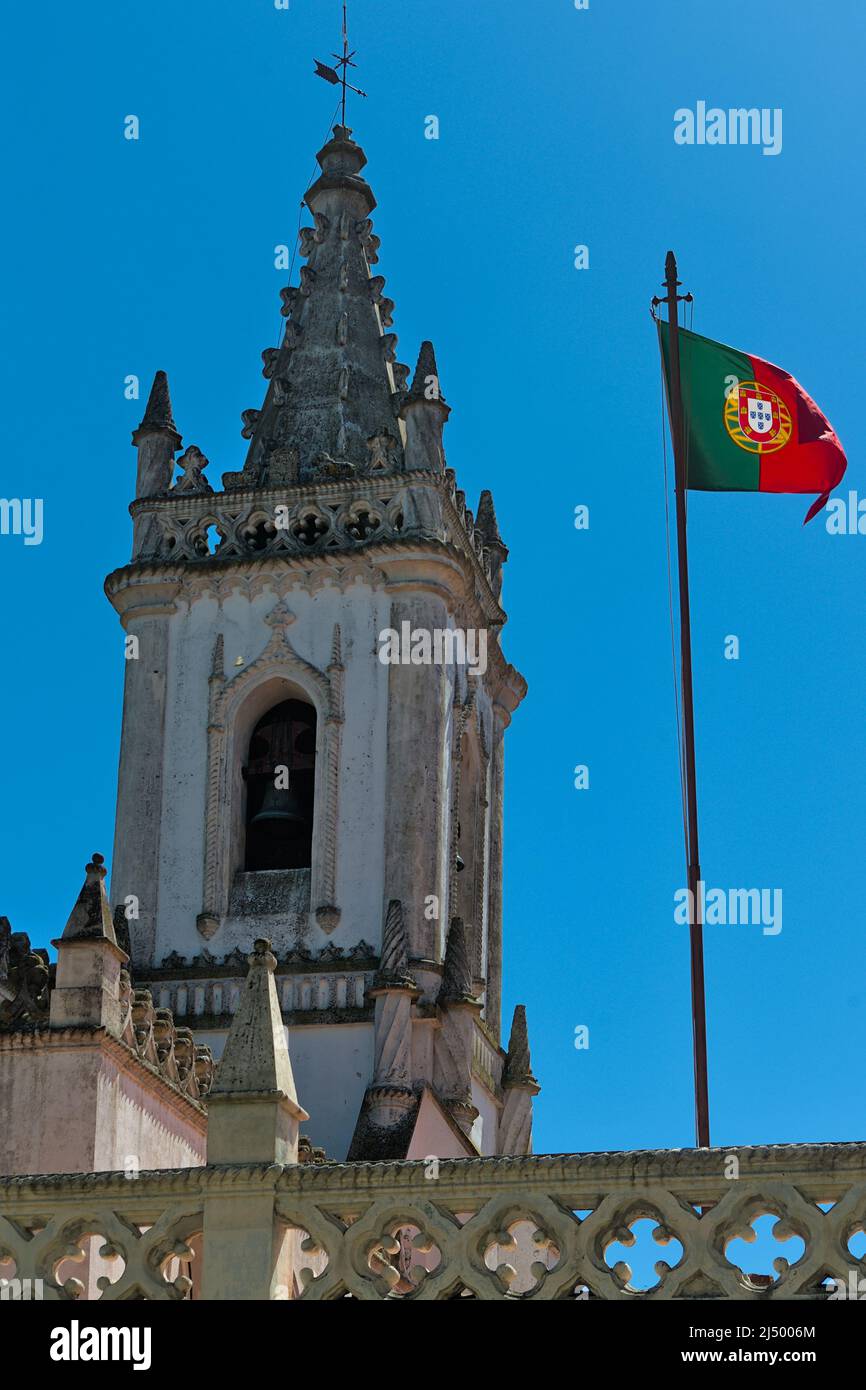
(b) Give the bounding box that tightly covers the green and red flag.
[658,323,847,523]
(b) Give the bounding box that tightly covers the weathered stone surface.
[0,924,50,1027]
[227,868,311,922]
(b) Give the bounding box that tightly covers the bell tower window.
[243,698,317,871]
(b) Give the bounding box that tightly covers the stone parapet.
[2,1142,864,1300]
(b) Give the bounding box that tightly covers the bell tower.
[105,121,535,1161]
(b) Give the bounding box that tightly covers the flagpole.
[663,250,711,1148]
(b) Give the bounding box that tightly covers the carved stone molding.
[315,624,344,932]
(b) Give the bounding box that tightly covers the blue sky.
[1,0,864,1163]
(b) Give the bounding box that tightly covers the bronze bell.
[246,699,316,843]
[251,776,308,837]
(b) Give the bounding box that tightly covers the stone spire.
[438,917,476,1006]
[49,853,128,1034]
[502,1005,537,1089]
[58,852,118,945]
[207,938,309,1165]
[364,900,419,1135]
[374,899,415,989]
[433,918,480,1138]
[499,1005,540,1155]
[476,489,503,549]
[407,341,446,405]
[400,340,450,472]
[476,489,508,596]
[132,370,182,499]
[133,370,179,442]
[227,124,408,490]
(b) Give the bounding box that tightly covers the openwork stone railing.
[127,472,492,573]
[2,1143,865,1300]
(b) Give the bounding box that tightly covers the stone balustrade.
[120,470,499,599]
[2,1143,864,1300]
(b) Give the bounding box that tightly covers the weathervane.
[314,1,367,127]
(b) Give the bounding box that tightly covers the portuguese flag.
[658,323,847,523]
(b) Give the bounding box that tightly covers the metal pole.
[663,249,711,1148]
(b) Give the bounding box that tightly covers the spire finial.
[57,851,118,945]
[314,2,367,126]
[503,1005,538,1088]
[476,490,505,549]
[438,917,476,1006]
[206,938,309,1165]
[132,370,181,450]
[210,938,299,1098]
[373,900,416,990]
[408,341,447,406]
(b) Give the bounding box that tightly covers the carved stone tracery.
[4,1143,860,1301]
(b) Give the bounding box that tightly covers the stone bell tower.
[105,123,536,1161]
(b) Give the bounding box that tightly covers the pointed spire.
[476,488,508,596]
[400,339,451,472]
[59,853,118,945]
[207,938,308,1165]
[407,340,447,406]
[502,1005,538,1089]
[227,125,406,490]
[132,371,181,450]
[476,490,504,549]
[372,900,416,991]
[379,899,408,976]
[49,853,127,1033]
[438,917,477,1006]
[211,939,295,1096]
[131,370,182,510]
[498,1004,539,1154]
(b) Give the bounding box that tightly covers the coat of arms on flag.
[723,381,792,453]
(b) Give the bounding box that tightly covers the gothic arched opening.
[243,698,316,872]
